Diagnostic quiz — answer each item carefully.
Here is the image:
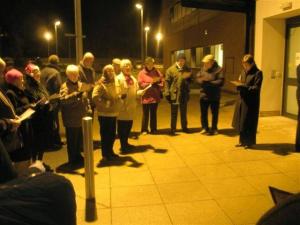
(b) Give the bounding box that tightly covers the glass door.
[283,17,300,119]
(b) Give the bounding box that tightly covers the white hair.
[102,64,114,74]
[66,64,79,75]
[112,58,121,65]
[83,52,94,61]
[120,59,132,69]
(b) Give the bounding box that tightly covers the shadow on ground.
[252,143,297,156]
[218,128,238,137]
[97,156,144,168]
[124,144,168,154]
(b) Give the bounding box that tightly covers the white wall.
[255,0,300,115]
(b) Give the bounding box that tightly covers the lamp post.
[144,26,150,58]
[44,31,52,56]
[135,3,144,61]
[54,20,61,55]
[155,32,163,58]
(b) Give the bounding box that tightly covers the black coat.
[5,84,34,160]
[232,65,263,133]
[196,62,224,101]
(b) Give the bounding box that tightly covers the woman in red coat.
[138,57,164,134]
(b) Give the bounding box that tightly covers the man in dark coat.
[196,54,224,135]
[164,53,192,135]
[232,54,263,149]
[296,64,300,152]
[40,54,63,149]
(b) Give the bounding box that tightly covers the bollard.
[82,116,97,221]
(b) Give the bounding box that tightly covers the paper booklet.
[17,108,35,122]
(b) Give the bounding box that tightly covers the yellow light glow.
[144,26,150,32]
[155,32,163,41]
[135,3,143,9]
[44,31,52,41]
[54,20,61,26]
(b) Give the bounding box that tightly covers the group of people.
[0,51,269,173]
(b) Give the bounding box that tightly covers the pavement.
[44,92,300,225]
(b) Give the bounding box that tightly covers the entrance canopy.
[181,0,253,13]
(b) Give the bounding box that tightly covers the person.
[138,57,164,134]
[112,58,122,76]
[92,64,122,162]
[196,54,224,135]
[40,54,63,149]
[78,52,96,116]
[296,64,300,152]
[0,57,6,91]
[232,54,263,149]
[117,59,138,153]
[164,53,192,135]
[0,134,77,225]
[4,69,35,168]
[59,65,89,170]
[24,63,52,163]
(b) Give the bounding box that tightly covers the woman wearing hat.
[24,63,52,166]
[4,69,35,167]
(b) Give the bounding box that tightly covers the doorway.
[283,16,300,119]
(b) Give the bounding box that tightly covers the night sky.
[0,0,162,59]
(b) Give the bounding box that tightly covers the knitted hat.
[25,63,39,75]
[5,69,23,84]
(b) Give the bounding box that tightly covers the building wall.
[255,0,300,115]
[161,2,246,92]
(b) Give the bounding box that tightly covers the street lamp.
[155,32,163,58]
[54,20,61,55]
[44,31,53,56]
[144,26,150,58]
[135,3,144,61]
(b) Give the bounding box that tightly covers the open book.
[17,108,35,123]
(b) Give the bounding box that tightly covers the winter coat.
[117,73,138,120]
[40,64,62,95]
[232,65,263,133]
[196,61,224,101]
[138,67,163,104]
[164,63,192,102]
[92,77,122,117]
[60,79,88,127]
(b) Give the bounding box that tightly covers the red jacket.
[138,67,164,104]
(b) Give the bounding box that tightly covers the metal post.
[140,8,144,61]
[55,25,58,55]
[74,0,83,63]
[82,116,97,221]
[145,30,148,58]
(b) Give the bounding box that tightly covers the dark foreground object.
[0,172,76,225]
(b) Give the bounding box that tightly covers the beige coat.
[92,77,122,117]
[117,73,138,121]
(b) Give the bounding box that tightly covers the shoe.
[110,153,120,158]
[169,130,176,136]
[182,128,191,133]
[200,129,210,135]
[150,130,158,134]
[140,131,148,135]
[244,145,253,149]
[210,129,218,135]
[235,143,244,147]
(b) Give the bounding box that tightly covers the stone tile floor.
[44,93,300,225]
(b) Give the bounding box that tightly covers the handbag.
[2,129,23,153]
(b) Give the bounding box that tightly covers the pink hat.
[25,63,39,75]
[5,69,23,84]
